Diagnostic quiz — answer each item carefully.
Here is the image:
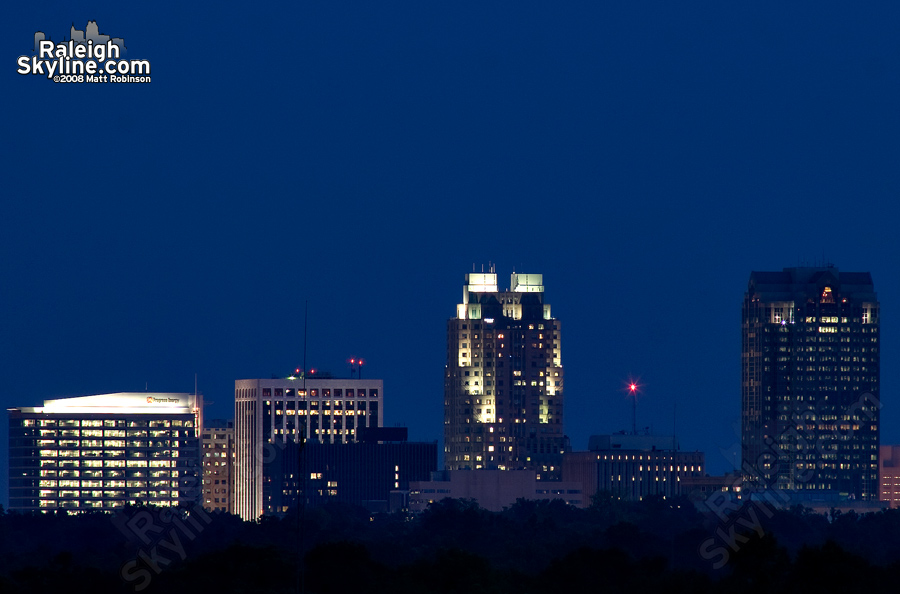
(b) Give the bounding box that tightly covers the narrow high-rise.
[444,270,569,480]
[742,266,880,500]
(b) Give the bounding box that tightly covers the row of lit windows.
[40,468,177,478]
[38,460,184,473]
[37,456,183,468]
[38,490,176,499]
[271,428,354,436]
[27,430,187,439]
[37,450,183,459]
[40,479,180,488]
[605,476,686,483]
[22,419,192,428]
[273,410,368,416]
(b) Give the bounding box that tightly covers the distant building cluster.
[6,264,894,516]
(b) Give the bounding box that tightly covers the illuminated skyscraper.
[444,270,569,479]
[742,266,880,500]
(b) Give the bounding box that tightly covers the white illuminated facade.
[445,269,568,480]
[8,392,202,513]
[234,377,384,520]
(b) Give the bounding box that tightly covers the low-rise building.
[563,434,704,501]
[266,427,437,514]
[410,469,584,512]
[879,445,900,508]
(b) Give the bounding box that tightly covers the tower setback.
[444,270,569,479]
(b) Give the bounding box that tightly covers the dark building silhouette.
[358,426,408,443]
[742,266,880,500]
[410,469,585,512]
[444,270,569,480]
[266,434,437,513]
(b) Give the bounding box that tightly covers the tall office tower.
[444,270,569,480]
[8,393,202,512]
[742,266,880,500]
[234,377,383,520]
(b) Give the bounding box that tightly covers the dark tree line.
[2,496,900,593]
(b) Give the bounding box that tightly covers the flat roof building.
[8,392,202,513]
[202,419,234,513]
[563,434,704,501]
[234,377,384,520]
[742,266,880,500]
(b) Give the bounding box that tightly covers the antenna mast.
[303,301,308,391]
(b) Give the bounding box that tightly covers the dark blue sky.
[4,1,900,507]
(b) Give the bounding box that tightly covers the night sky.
[4,1,900,507]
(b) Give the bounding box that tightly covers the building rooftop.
[748,266,875,299]
[588,434,680,452]
[10,392,200,415]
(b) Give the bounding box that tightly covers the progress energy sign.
[17,20,151,83]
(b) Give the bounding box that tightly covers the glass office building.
[8,392,202,512]
[742,266,880,500]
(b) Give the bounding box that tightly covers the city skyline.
[7,1,900,510]
[6,259,896,509]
